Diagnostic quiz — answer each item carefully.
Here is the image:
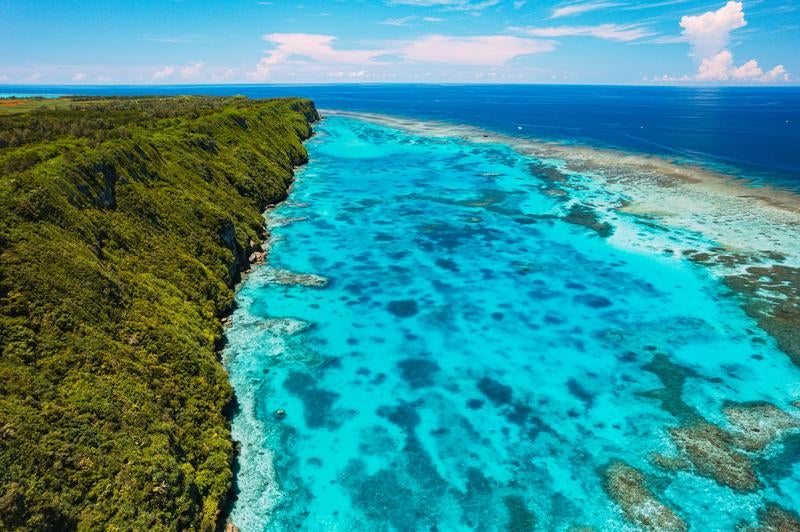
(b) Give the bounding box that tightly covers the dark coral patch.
[564,203,613,237]
[466,399,485,410]
[386,299,419,318]
[574,293,613,309]
[435,257,460,272]
[567,378,595,407]
[283,372,341,429]
[343,464,419,530]
[377,402,421,431]
[397,358,441,389]
[373,232,396,242]
[477,377,513,405]
[504,495,536,532]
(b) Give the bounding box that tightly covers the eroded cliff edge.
[0,96,319,530]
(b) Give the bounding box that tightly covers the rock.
[669,423,760,491]
[751,503,800,531]
[563,203,613,238]
[225,523,240,532]
[265,269,328,287]
[602,461,686,531]
[274,409,286,420]
[649,453,691,472]
[248,251,266,264]
[723,402,800,452]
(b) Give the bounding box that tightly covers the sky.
[0,0,797,85]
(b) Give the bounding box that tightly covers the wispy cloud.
[402,35,555,64]
[380,15,418,26]
[387,0,499,12]
[246,32,555,80]
[623,0,691,11]
[511,23,654,42]
[551,1,622,18]
[138,34,204,44]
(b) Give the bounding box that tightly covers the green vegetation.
[0,96,319,530]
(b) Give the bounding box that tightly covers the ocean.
[4,84,800,189]
[7,85,799,529]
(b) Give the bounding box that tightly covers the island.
[0,96,319,530]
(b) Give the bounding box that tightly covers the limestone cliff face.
[0,97,318,531]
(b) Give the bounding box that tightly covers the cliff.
[0,96,319,530]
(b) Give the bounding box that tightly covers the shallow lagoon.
[224,116,800,530]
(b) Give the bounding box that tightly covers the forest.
[0,96,319,530]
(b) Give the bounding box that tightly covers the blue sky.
[0,0,797,84]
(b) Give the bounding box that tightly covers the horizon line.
[3,81,800,89]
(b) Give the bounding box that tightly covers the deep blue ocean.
[4,84,799,188]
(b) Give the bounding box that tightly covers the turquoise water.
[0,93,62,98]
[224,116,800,530]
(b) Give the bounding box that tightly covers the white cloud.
[249,32,553,75]
[680,0,745,58]
[246,57,275,81]
[652,1,790,83]
[551,1,622,19]
[387,0,499,11]
[152,66,176,80]
[380,16,418,26]
[71,72,87,82]
[180,61,206,79]
[259,33,390,66]
[244,33,556,78]
[693,50,789,82]
[512,23,653,42]
[402,35,555,64]
[212,68,237,82]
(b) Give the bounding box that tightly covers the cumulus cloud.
[212,68,237,82]
[151,62,207,81]
[152,66,176,80]
[71,72,87,82]
[180,61,206,79]
[695,50,788,82]
[246,57,276,81]
[679,0,746,59]
[513,23,652,42]
[652,1,789,83]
